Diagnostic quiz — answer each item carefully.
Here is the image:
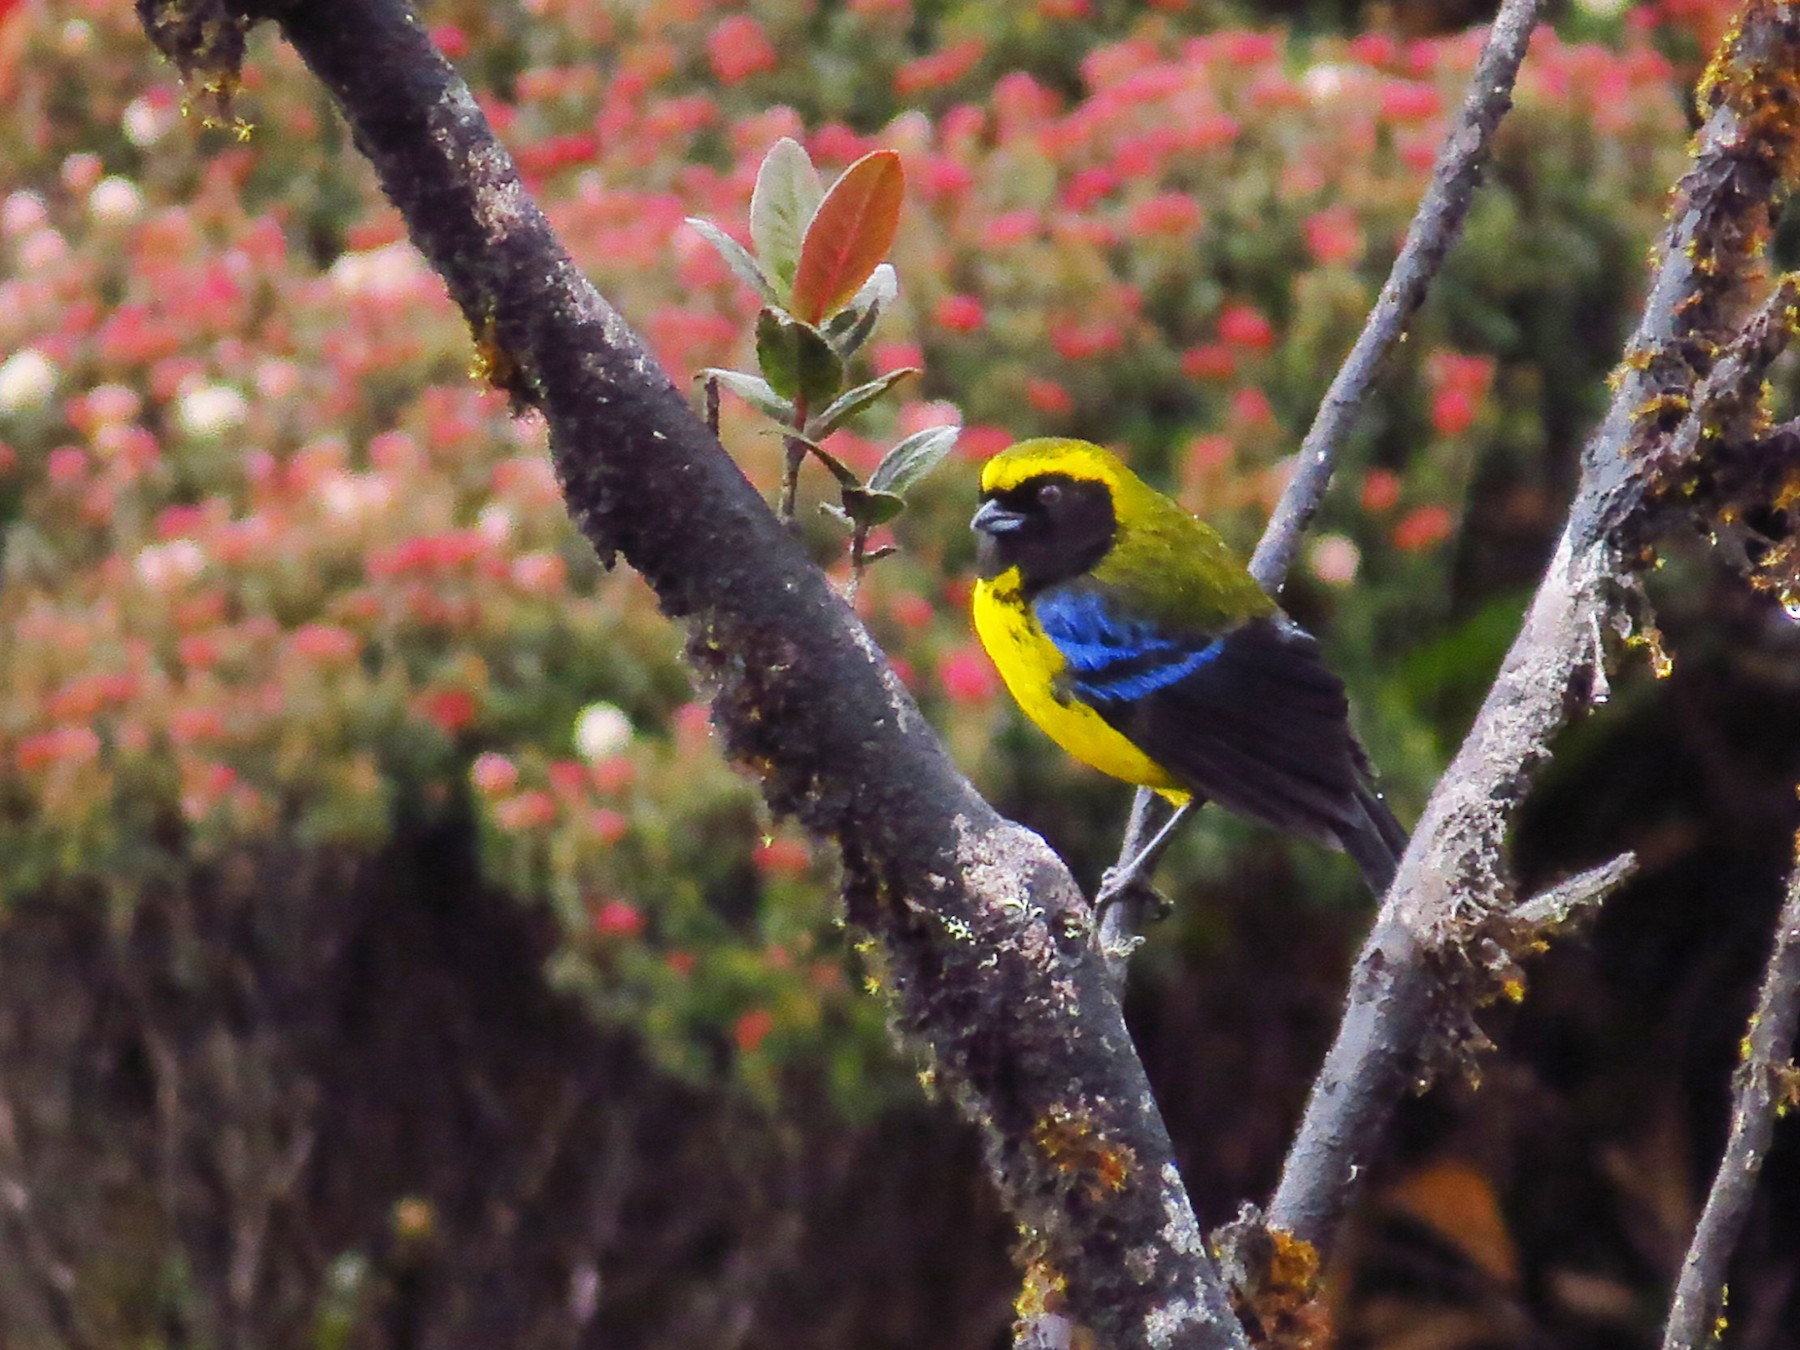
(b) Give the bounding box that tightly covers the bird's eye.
[1036,482,1062,507]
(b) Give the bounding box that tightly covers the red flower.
[1361,469,1402,513]
[1026,378,1074,416]
[753,837,812,878]
[1217,304,1274,352]
[1431,388,1478,437]
[935,294,986,333]
[1180,343,1235,382]
[420,689,476,733]
[734,1009,775,1053]
[1128,192,1204,239]
[1393,504,1455,552]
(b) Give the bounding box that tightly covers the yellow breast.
[971,569,1186,797]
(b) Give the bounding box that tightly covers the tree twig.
[133,1,1254,1343]
[1267,0,1800,1256]
[1662,839,1800,1350]
[1100,0,1546,959]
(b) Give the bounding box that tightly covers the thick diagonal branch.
[133,0,1253,1342]
[1268,2,1800,1253]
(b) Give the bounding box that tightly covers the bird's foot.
[1095,868,1172,923]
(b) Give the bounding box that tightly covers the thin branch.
[1662,841,1800,1350]
[133,1,1253,1343]
[1100,0,1545,952]
[1249,0,1544,592]
[1267,0,1800,1257]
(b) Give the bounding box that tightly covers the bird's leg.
[1098,798,1191,912]
[1095,794,1194,979]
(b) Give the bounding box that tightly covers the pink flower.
[895,38,985,94]
[1026,378,1074,415]
[1128,192,1204,238]
[547,760,590,797]
[890,592,934,629]
[591,899,644,938]
[471,753,519,796]
[1380,80,1442,124]
[1230,387,1275,427]
[493,790,556,832]
[290,624,359,664]
[940,646,1000,704]
[587,809,629,845]
[1304,205,1364,266]
[955,425,1014,462]
[935,294,985,333]
[873,342,923,376]
[707,16,778,86]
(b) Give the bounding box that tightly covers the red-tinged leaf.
[790,150,905,326]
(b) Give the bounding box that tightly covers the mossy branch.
[132,0,1253,1343]
[1267,0,1800,1256]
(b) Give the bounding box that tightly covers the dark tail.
[1337,779,1409,898]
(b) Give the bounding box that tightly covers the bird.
[969,437,1407,896]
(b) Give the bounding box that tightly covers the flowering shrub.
[0,0,1701,1119]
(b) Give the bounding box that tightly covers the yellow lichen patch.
[1032,1105,1135,1199]
[470,315,523,395]
[1013,1243,1068,1324]
[1230,1226,1331,1350]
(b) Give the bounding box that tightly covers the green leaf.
[791,150,905,325]
[868,425,958,497]
[684,218,778,305]
[805,368,918,440]
[824,263,898,357]
[698,368,794,425]
[750,138,824,297]
[839,485,907,528]
[755,309,843,411]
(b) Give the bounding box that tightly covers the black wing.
[1079,610,1388,852]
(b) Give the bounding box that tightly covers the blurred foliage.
[1,0,1794,1346]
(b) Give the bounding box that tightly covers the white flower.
[0,349,57,413]
[135,539,206,588]
[1309,534,1361,587]
[177,385,249,438]
[89,176,145,226]
[320,470,392,522]
[329,242,429,301]
[122,95,175,148]
[574,703,634,762]
[477,503,515,544]
[1302,63,1356,103]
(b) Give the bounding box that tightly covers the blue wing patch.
[1034,589,1220,704]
